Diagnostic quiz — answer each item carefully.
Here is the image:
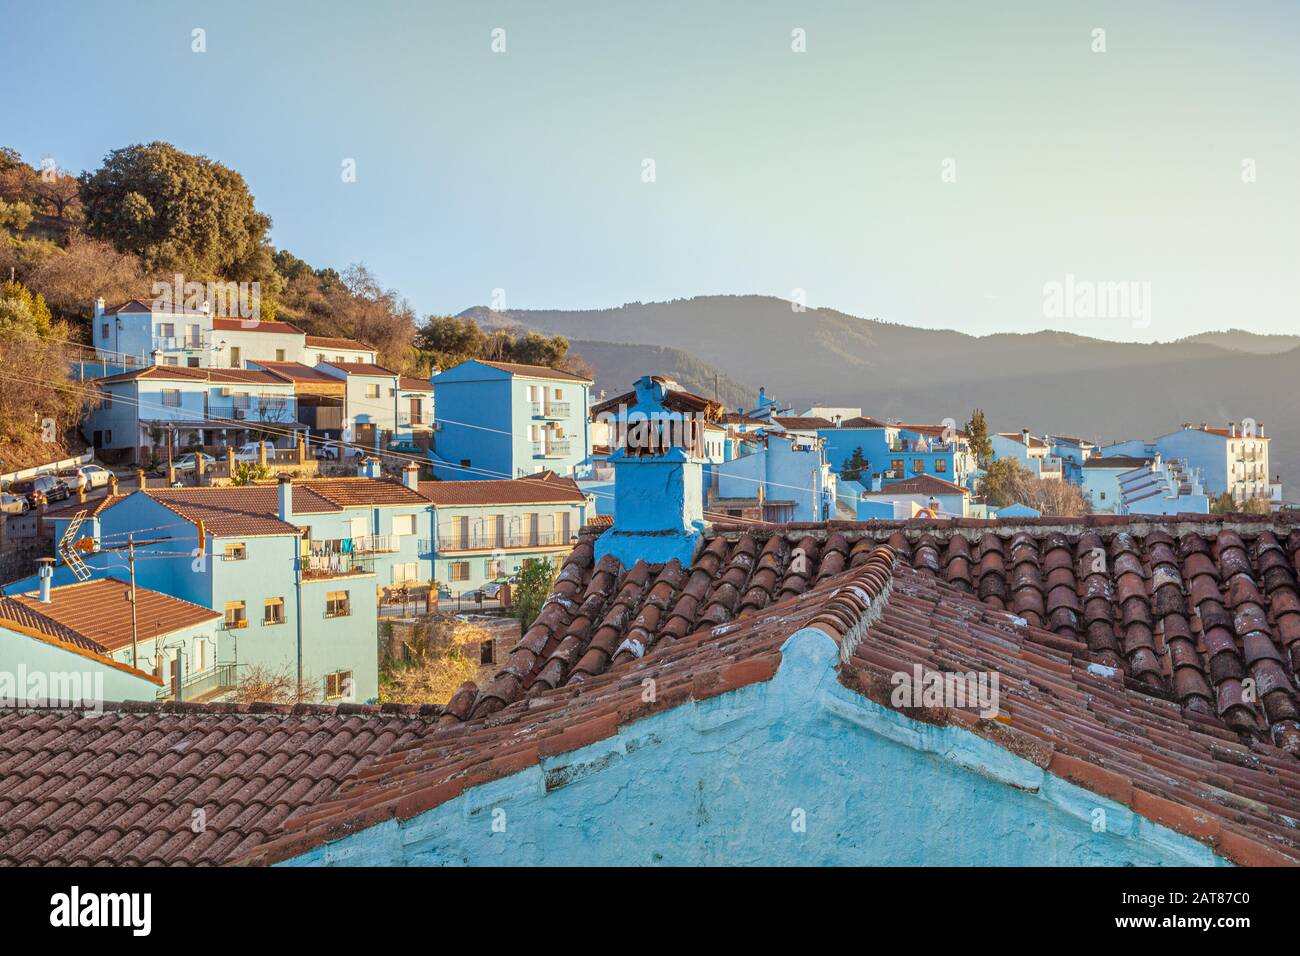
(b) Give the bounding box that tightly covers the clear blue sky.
[5,0,1298,341]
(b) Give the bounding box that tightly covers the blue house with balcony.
[818,418,976,491]
[82,365,302,464]
[428,360,592,481]
[991,430,1064,481]
[417,472,591,597]
[30,468,437,703]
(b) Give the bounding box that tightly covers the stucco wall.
[282,629,1227,867]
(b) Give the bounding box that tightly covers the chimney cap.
[277,472,292,484]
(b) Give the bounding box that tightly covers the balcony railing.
[431,530,568,552]
[537,440,571,457]
[542,402,570,418]
[301,547,375,578]
[352,534,396,553]
[398,412,427,427]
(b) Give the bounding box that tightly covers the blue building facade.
[429,360,592,481]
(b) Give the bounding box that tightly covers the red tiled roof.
[0,702,438,865]
[871,474,970,496]
[398,376,433,392]
[253,361,346,385]
[211,316,305,335]
[103,299,204,317]
[44,494,128,520]
[239,514,1300,867]
[837,416,891,428]
[3,577,219,653]
[417,475,587,507]
[998,431,1049,449]
[95,366,290,387]
[296,478,427,508]
[7,514,1300,867]
[305,335,375,352]
[772,416,833,430]
[319,361,398,377]
[473,360,591,383]
[106,479,430,536]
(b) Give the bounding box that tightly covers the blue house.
[429,360,592,481]
[711,432,837,523]
[819,418,977,490]
[82,365,301,463]
[31,471,436,703]
[417,473,592,597]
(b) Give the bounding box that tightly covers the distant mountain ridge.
[459,296,1300,494]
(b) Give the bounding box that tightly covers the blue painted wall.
[282,630,1229,867]
[430,361,590,481]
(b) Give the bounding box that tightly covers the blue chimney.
[594,376,713,567]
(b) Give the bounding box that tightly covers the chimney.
[94,297,105,318]
[402,461,420,490]
[833,414,842,429]
[596,375,706,568]
[358,456,381,479]
[1021,427,1031,446]
[1200,422,1208,431]
[277,472,293,521]
[1259,422,1266,437]
[1229,421,1237,437]
[36,558,54,603]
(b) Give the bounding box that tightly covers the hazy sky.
[5,0,1298,341]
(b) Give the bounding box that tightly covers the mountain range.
[460,296,1300,497]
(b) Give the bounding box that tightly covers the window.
[480,640,495,665]
[193,638,207,672]
[911,459,925,474]
[263,597,285,625]
[164,356,179,366]
[460,459,471,468]
[449,561,470,582]
[365,383,380,399]
[935,459,947,474]
[890,459,904,474]
[158,322,175,338]
[101,323,109,340]
[392,514,416,537]
[162,388,182,407]
[224,601,247,628]
[100,392,112,410]
[325,671,353,700]
[392,562,419,584]
[186,357,200,368]
[275,348,286,361]
[188,324,201,347]
[1099,491,1107,501]
[104,430,113,444]
[325,590,350,618]
[554,388,563,400]
[229,346,241,368]
[223,542,247,561]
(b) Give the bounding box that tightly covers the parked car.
[59,464,114,490]
[172,452,216,473]
[314,442,364,461]
[0,492,29,515]
[9,474,71,505]
[233,441,278,463]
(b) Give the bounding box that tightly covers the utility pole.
[127,532,139,669]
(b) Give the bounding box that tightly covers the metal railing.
[539,440,571,457]
[177,662,237,698]
[542,402,570,418]
[431,529,568,552]
[352,534,395,553]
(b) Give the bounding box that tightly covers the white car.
[70,464,114,489]
[0,492,29,515]
[233,442,278,463]
[314,442,364,461]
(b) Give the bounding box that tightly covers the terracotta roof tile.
[417,475,587,507]
[211,317,305,334]
[2,577,219,653]
[304,335,375,352]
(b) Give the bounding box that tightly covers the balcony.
[301,547,375,579]
[429,530,568,553]
[352,534,396,553]
[398,412,428,428]
[537,440,571,458]
[541,402,570,419]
